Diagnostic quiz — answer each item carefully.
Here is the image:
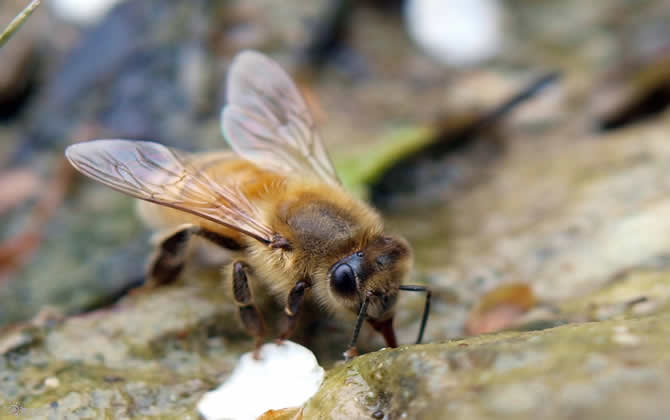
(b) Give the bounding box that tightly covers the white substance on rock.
[48,0,126,25]
[405,0,502,67]
[198,341,325,420]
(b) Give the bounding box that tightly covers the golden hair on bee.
[65,50,430,358]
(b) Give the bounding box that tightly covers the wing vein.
[222,51,341,186]
[65,140,275,244]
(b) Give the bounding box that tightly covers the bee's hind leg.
[146,224,245,288]
[145,224,199,288]
[232,261,266,359]
[277,278,312,344]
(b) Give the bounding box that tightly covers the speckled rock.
[305,314,670,420]
[0,280,242,419]
[2,287,670,419]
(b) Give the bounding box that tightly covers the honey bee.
[65,50,430,358]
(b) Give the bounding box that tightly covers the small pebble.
[630,299,658,316]
[613,326,640,346]
[49,0,125,24]
[44,377,60,388]
[405,0,501,66]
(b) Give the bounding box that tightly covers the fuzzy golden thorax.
[244,181,412,321]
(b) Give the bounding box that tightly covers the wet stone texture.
[0,279,243,419]
[305,315,670,420]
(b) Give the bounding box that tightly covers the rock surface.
[306,314,670,420]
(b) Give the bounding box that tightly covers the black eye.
[331,263,357,295]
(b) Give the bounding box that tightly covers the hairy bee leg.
[145,224,198,287]
[278,279,312,342]
[146,224,245,288]
[232,261,266,356]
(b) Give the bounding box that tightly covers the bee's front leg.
[278,278,312,342]
[232,261,266,358]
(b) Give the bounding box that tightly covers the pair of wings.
[66,51,341,245]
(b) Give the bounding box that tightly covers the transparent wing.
[65,139,274,243]
[221,50,340,186]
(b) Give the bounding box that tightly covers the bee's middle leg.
[278,278,312,342]
[232,261,266,357]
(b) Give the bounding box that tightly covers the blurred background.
[2,0,670,369]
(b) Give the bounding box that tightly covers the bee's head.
[327,235,412,324]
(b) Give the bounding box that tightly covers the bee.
[65,51,430,358]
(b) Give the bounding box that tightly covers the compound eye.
[331,263,357,296]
